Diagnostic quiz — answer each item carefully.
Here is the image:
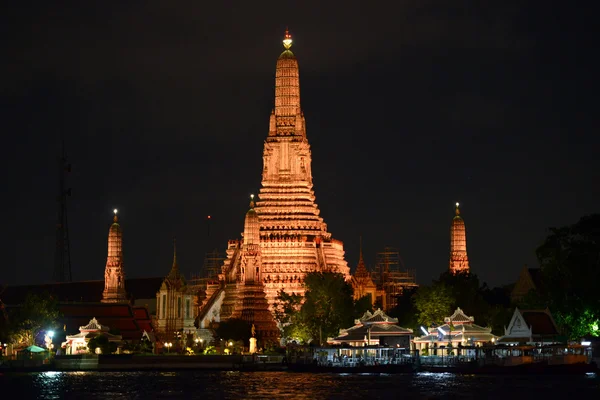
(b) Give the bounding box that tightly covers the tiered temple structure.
[102,210,128,303]
[255,29,351,306]
[449,202,470,274]
[196,31,350,344]
[351,240,378,307]
[155,240,196,344]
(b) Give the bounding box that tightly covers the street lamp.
[165,342,172,354]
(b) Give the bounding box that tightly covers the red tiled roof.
[58,302,155,341]
[521,310,558,336]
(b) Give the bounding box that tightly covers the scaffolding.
[189,248,225,292]
[371,247,418,311]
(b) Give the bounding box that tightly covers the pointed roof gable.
[79,317,110,332]
[444,307,475,325]
[361,308,399,325]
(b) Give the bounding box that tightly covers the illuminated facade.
[449,203,470,274]
[256,30,351,308]
[196,31,350,343]
[351,244,378,307]
[101,210,128,303]
[155,240,196,343]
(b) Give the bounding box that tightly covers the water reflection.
[1,370,598,399]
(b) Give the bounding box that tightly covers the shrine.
[330,309,413,348]
[62,317,122,355]
[496,307,561,345]
[413,307,497,353]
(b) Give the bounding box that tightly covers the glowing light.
[420,326,429,336]
[250,194,254,200]
[48,331,54,338]
[592,322,599,332]
[113,209,118,215]
[582,341,591,346]
[207,215,211,219]
[283,29,292,49]
[437,327,447,335]
[455,202,459,207]
[228,341,233,346]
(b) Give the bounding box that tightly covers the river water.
[1,370,599,399]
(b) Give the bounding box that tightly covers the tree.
[275,272,355,344]
[88,334,117,354]
[413,283,455,327]
[353,295,373,319]
[301,272,355,344]
[388,287,419,331]
[9,292,59,347]
[536,214,600,339]
[274,289,311,343]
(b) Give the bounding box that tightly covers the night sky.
[2,1,597,289]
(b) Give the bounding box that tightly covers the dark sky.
[2,1,597,289]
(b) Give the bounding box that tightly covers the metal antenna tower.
[53,141,72,282]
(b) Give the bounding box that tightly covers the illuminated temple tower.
[196,31,350,341]
[449,202,470,274]
[256,30,350,305]
[101,210,128,303]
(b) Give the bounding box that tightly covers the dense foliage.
[536,214,600,339]
[6,292,60,347]
[275,272,362,345]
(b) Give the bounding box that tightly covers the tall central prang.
[195,31,350,345]
[256,30,350,306]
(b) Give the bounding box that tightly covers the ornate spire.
[283,28,292,49]
[102,209,128,303]
[273,28,304,136]
[449,202,470,274]
[171,237,178,271]
[243,195,260,247]
[355,236,370,279]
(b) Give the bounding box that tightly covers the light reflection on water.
[1,370,598,399]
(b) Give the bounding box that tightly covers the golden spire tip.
[113,208,118,222]
[283,28,292,49]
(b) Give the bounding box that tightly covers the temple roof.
[444,307,475,325]
[359,309,399,325]
[520,309,558,335]
[79,317,109,332]
[162,239,187,291]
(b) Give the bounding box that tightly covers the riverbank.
[1,354,288,372]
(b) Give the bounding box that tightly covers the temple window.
[162,294,166,318]
[178,297,182,318]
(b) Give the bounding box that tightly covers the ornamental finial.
[283,28,292,49]
[113,208,118,222]
[172,237,177,269]
[250,194,255,208]
[455,202,460,216]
